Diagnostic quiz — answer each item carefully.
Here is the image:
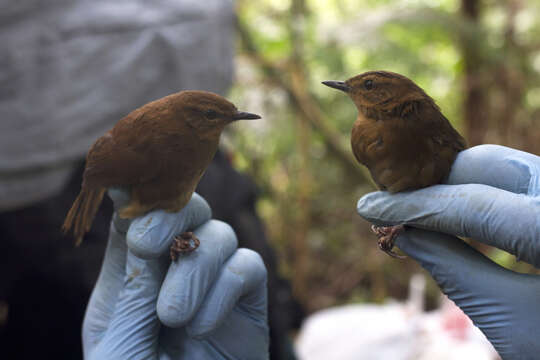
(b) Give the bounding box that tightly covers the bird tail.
[62,187,106,246]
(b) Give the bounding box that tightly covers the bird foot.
[170,232,200,261]
[370,225,406,259]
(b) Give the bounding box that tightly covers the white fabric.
[295,300,497,360]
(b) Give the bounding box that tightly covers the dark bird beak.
[232,111,261,121]
[322,80,350,93]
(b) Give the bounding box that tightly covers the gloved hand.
[357,144,540,359]
[83,190,269,360]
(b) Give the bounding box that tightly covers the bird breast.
[351,113,454,192]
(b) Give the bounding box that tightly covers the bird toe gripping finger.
[370,225,406,259]
[170,231,200,261]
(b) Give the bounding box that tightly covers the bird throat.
[358,105,388,121]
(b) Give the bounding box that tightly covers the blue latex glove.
[83,190,269,360]
[357,144,540,359]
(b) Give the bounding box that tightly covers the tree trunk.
[460,0,488,146]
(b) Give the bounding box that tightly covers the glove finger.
[186,248,268,338]
[82,224,128,354]
[357,184,540,267]
[107,187,132,233]
[396,228,540,360]
[91,250,168,359]
[127,193,212,259]
[157,220,237,328]
[107,187,131,211]
[448,145,540,196]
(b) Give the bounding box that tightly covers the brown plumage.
[63,90,260,254]
[323,71,466,257]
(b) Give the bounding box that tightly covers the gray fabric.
[0,0,235,210]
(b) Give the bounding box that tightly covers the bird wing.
[415,104,466,186]
[351,120,373,166]
[421,105,467,152]
[351,103,466,192]
[81,112,162,188]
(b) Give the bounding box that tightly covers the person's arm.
[357,144,540,359]
[83,190,269,360]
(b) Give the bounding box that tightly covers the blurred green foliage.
[226,0,540,312]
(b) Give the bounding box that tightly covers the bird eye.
[204,109,218,119]
[364,79,374,90]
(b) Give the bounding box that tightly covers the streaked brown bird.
[323,71,466,258]
[62,90,260,259]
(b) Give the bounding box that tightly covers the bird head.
[175,90,260,136]
[323,71,434,114]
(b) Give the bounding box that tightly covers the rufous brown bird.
[323,71,466,258]
[62,90,260,259]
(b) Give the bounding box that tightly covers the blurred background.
[229,0,540,316]
[1,0,540,359]
[230,0,540,358]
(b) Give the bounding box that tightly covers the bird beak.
[322,80,350,93]
[232,111,261,121]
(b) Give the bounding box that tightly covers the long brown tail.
[62,187,106,246]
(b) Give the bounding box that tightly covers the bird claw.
[370,225,406,259]
[170,231,200,261]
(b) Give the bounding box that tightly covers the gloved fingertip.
[108,187,132,234]
[126,211,169,259]
[157,226,239,332]
[185,249,267,338]
[356,191,386,218]
[112,213,131,234]
[156,292,192,328]
[125,194,213,259]
[229,249,267,291]
[107,187,130,211]
[185,275,242,339]
[184,193,213,225]
[356,194,370,216]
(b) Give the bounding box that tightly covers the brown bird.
[323,71,466,258]
[62,90,260,259]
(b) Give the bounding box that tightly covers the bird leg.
[170,231,200,261]
[370,225,406,259]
